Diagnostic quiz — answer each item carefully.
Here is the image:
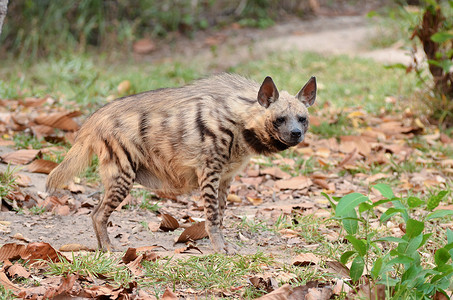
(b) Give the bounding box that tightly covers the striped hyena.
[46,73,317,254]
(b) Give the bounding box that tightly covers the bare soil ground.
[0,15,412,259]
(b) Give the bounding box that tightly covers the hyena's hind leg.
[199,168,236,254]
[91,141,136,251]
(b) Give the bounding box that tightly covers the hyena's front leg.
[199,168,236,254]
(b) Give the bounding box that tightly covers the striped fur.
[46,73,316,253]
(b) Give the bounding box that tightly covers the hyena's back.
[47,74,259,195]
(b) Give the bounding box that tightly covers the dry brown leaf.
[136,245,163,252]
[1,149,41,165]
[349,282,386,300]
[7,263,30,278]
[30,125,55,139]
[325,261,350,278]
[133,38,156,54]
[25,159,58,174]
[127,255,144,277]
[338,148,357,168]
[11,233,28,242]
[0,271,20,291]
[54,204,70,216]
[247,196,263,206]
[137,289,158,300]
[161,287,178,300]
[255,284,292,300]
[261,167,291,179]
[59,244,93,252]
[142,251,160,262]
[0,243,27,262]
[274,176,312,190]
[14,174,32,187]
[227,193,242,203]
[176,221,208,243]
[67,182,86,193]
[117,80,131,94]
[340,136,371,157]
[249,276,279,293]
[365,173,391,184]
[22,242,63,263]
[293,253,321,266]
[312,178,330,190]
[332,279,352,295]
[122,248,139,264]
[278,228,299,238]
[159,213,179,232]
[174,244,203,254]
[17,274,78,299]
[20,97,48,107]
[34,111,80,131]
[305,286,333,300]
[148,222,161,232]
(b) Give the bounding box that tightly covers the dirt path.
[0,15,416,257]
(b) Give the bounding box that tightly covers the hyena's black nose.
[291,129,302,139]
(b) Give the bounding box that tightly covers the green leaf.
[374,236,407,244]
[406,219,424,238]
[419,233,433,249]
[372,199,393,208]
[342,209,359,235]
[340,251,356,265]
[429,59,453,74]
[336,193,369,217]
[359,202,374,214]
[321,192,336,210]
[431,31,453,43]
[350,256,365,282]
[399,233,424,255]
[387,255,414,266]
[380,208,407,223]
[401,264,422,283]
[384,63,407,70]
[448,229,453,244]
[373,183,394,199]
[346,235,367,257]
[426,209,453,220]
[392,200,409,222]
[371,257,383,280]
[427,191,448,211]
[407,196,424,208]
[435,248,451,267]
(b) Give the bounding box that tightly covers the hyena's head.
[258,76,317,147]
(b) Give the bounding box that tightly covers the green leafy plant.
[324,183,453,298]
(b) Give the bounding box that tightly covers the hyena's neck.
[242,127,289,155]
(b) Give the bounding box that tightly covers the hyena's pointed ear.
[296,76,317,107]
[258,76,279,108]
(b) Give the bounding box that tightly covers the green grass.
[47,251,132,285]
[29,206,46,215]
[0,165,19,201]
[141,252,274,297]
[0,51,416,115]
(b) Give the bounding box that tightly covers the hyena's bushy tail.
[46,141,93,193]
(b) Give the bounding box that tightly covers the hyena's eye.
[298,116,307,123]
[275,117,286,125]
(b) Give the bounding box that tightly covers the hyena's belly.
[135,166,198,195]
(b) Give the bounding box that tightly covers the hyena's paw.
[99,241,118,252]
[211,235,238,255]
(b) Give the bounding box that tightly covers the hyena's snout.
[281,120,305,146]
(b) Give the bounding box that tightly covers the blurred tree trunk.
[0,0,8,37]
